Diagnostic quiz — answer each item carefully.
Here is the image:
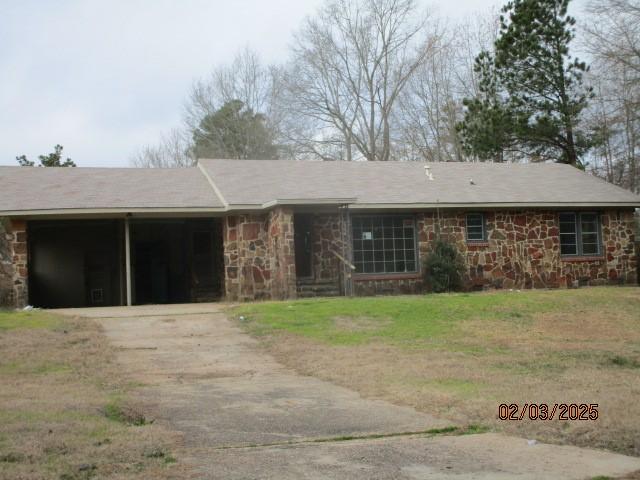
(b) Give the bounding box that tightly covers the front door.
[294,215,313,278]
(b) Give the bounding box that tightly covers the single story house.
[0,159,638,309]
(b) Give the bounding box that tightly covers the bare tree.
[583,0,640,192]
[133,48,286,167]
[130,128,194,168]
[396,26,463,162]
[395,11,500,162]
[184,47,284,147]
[583,0,640,82]
[286,0,437,161]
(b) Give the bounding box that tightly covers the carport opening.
[130,219,223,305]
[28,220,124,308]
[28,218,224,308]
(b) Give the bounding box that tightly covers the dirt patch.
[333,315,391,332]
[0,311,184,480]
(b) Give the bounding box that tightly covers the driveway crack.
[209,425,487,450]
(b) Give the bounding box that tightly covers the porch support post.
[339,205,353,297]
[124,216,132,306]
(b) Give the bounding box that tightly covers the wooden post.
[339,205,353,297]
[124,216,132,306]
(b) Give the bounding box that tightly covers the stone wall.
[0,218,14,307]
[562,210,637,286]
[420,211,562,289]
[309,214,343,283]
[268,207,297,300]
[345,209,637,297]
[353,276,423,296]
[223,207,296,301]
[0,218,28,308]
[223,214,271,301]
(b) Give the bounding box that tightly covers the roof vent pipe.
[424,165,434,181]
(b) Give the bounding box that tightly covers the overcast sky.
[0,0,583,167]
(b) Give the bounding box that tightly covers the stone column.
[223,214,272,301]
[0,218,28,308]
[268,207,297,300]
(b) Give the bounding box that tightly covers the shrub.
[423,239,466,293]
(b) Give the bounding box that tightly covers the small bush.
[103,402,148,426]
[423,239,466,293]
[608,355,640,369]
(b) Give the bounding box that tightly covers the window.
[352,215,417,274]
[559,212,601,256]
[466,213,486,242]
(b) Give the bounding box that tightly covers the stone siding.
[0,218,28,308]
[419,209,637,290]
[0,219,14,307]
[223,207,296,301]
[4,208,632,305]
[268,207,297,300]
[234,208,636,299]
[353,276,423,296]
[351,209,636,296]
[309,214,343,283]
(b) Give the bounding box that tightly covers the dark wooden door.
[294,215,313,278]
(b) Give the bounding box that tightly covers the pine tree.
[16,145,76,167]
[458,0,593,166]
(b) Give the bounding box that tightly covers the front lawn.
[0,310,182,479]
[233,287,640,456]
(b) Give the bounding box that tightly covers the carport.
[27,217,224,309]
[0,165,227,309]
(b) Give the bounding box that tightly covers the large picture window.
[559,212,601,256]
[352,215,418,274]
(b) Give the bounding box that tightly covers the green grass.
[103,398,149,426]
[608,355,640,369]
[0,310,64,331]
[0,361,71,375]
[233,287,638,347]
[234,286,640,456]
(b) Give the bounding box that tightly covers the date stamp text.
[498,403,598,421]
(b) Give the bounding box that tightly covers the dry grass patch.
[0,310,184,480]
[235,287,640,456]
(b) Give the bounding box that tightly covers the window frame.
[559,211,602,257]
[465,212,487,243]
[351,214,419,276]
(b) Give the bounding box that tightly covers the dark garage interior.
[28,220,123,308]
[28,218,223,308]
[130,219,224,305]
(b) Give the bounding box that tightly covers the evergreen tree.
[16,145,76,167]
[458,0,593,166]
[192,100,278,160]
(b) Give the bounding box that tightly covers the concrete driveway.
[57,304,640,479]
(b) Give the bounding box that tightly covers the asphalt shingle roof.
[199,159,640,207]
[0,159,638,216]
[0,166,223,212]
